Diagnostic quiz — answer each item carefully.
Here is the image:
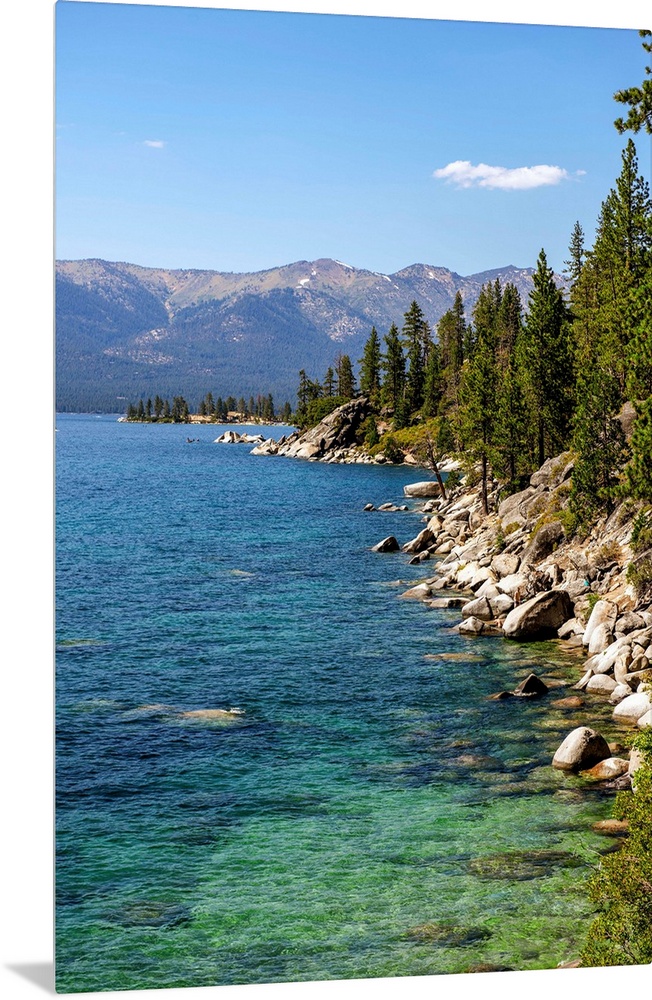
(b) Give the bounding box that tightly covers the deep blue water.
[55,414,617,993]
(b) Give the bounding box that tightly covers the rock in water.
[502,590,573,640]
[513,673,548,697]
[372,536,400,553]
[552,726,611,771]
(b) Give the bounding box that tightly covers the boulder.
[583,600,618,649]
[502,589,573,640]
[461,596,494,621]
[497,487,535,527]
[403,528,437,554]
[495,573,529,597]
[489,593,514,617]
[399,583,432,600]
[558,618,584,640]
[610,684,634,704]
[521,521,564,567]
[403,481,442,498]
[372,536,400,553]
[491,552,521,578]
[250,437,279,455]
[585,674,618,695]
[551,696,584,709]
[552,727,611,771]
[616,611,646,633]
[637,710,652,729]
[581,757,630,781]
[458,616,486,635]
[588,623,615,656]
[612,692,652,725]
[529,452,574,488]
[513,673,548,697]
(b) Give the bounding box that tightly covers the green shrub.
[445,469,462,491]
[586,593,601,614]
[581,728,652,967]
[631,509,652,553]
[382,436,405,464]
[626,557,652,599]
[303,396,347,428]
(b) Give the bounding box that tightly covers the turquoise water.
[55,414,619,993]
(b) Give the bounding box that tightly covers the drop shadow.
[5,963,55,994]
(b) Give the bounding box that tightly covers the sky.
[54,1,652,276]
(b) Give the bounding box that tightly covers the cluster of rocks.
[214,430,266,445]
[370,449,651,745]
[250,397,374,462]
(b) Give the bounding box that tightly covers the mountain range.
[55,256,562,412]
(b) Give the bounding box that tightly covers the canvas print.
[55,2,652,993]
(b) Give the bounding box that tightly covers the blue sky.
[56,2,650,276]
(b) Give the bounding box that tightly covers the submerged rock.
[405,921,492,946]
[468,849,582,880]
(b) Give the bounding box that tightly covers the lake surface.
[55,414,619,992]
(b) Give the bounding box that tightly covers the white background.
[2,2,651,999]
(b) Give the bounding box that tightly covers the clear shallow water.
[56,414,619,993]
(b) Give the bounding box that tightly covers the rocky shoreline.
[237,398,652,967]
[370,454,651,771]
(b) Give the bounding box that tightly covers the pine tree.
[422,341,442,417]
[137,398,145,420]
[614,30,652,135]
[570,365,628,525]
[358,327,382,403]
[626,396,652,501]
[521,249,574,466]
[402,300,429,414]
[564,221,586,287]
[459,334,498,515]
[381,323,406,422]
[323,367,336,397]
[336,354,356,400]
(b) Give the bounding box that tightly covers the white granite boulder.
[552,726,611,771]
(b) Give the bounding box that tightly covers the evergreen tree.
[614,30,652,135]
[570,365,628,525]
[154,394,164,419]
[358,327,382,403]
[206,391,215,416]
[336,354,356,400]
[146,398,152,419]
[137,398,145,420]
[422,340,442,417]
[459,334,498,514]
[626,396,652,502]
[163,399,171,419]
[323,367,336,397]
[521,249,574,466]
[381,323,406,424]
[402,300,429,413]
[564,221,586,287]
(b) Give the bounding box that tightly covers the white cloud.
[144,139,166,148]
[432,160,574,191]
